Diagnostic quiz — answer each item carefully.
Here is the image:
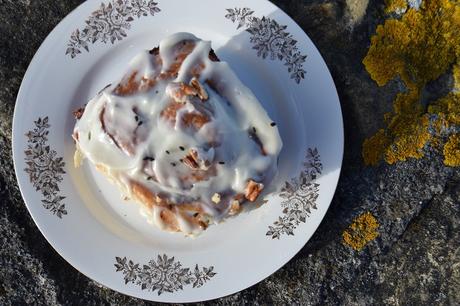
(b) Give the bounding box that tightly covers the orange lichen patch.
[429,93,460,126]
[365,1,460,88]
[362,0,460,166]
[363,91,432,165]
[384,91,431,163]
[429,89,460,165]
[454,64,460,91]
[385,0,407,14]
[443,133,460,166]
[384,112,431,164]
[362,129,390,166]
[343,212,379,251]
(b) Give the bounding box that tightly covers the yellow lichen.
[362,0,460,166]
[343,212,379,251]
[384,113,431,164]
[363,129,390,166]
[429,90,460,164]
[385,0,407,14]
[429,93,460,126]
[454,64,460,91]
[443,133,460,166]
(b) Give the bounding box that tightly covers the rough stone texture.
[0,0,459,305]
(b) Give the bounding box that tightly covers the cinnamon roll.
[72,33,282,235]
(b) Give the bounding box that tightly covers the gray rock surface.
[0,0,459,305]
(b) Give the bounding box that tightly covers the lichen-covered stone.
[385,0,408,14]
[362,0,460,166]
[0,0,459,305]
[443,134,460,166]
[343,212,379,251]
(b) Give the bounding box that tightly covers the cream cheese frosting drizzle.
[73,33,282,235]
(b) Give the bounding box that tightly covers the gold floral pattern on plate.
[66,0,161,58]
[24,117,67,218]
[114,255,216,295]
[267,148,322,239]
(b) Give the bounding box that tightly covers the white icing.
[74,33,283,235]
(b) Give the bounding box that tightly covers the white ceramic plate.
[12,0,343,302]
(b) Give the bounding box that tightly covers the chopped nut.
[181,83,199,97]
[190,77,209,101]
[211,193,221,204]
[166,82,198,103]
[200,214,212,225]
[198,220,208,229]
[182,148,213,170]
[234,193,245,201]
[182,149,200,169]
[165,78,209,103]
[228,200,241,215]
[245,180,264,202]
[73,107,85,120]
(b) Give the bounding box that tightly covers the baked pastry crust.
[73,33,282,235]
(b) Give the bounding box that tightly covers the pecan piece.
[182,148,214,170]
[167,82,199,103]
[245,180,264,202]
[190,77,208,101]
[73,107,85,120]
[228,200,241,215]
[182,149,200,169]
[166,78,208,103]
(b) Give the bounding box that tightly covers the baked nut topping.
[245,180,264,202]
